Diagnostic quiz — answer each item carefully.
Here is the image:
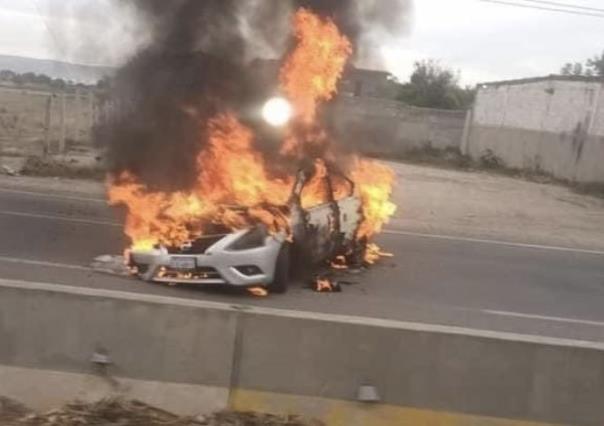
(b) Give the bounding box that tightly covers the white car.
[128,167,363,293]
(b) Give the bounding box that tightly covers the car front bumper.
[130,231,283,287]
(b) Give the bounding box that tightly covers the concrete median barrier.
[1,278,603,425]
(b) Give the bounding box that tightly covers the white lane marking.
[1,257,604,333]
[483,309,604,328]
[0,256,89,271]
[383,229,604,256]
[0,210,121,227]
[0,187,106,203]
[1,189,602,257]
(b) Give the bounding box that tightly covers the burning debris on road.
[312,275,343,293]
[100,1,400,292]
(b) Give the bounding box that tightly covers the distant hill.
[0,55,113,84]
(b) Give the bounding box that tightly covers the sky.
[0,0,602,85]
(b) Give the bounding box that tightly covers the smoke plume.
[98,0,412,190]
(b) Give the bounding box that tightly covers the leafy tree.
[51,78,67,90]
[560,63,572,75]
[0,69,16,80]
[21,72,37,83]
[96,76,111,90]
[586,52,604,76]
[34,74,52,85]
[560,51,604,76]
[397,60,475,110]
[561,62,592,76]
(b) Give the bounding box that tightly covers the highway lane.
[1,186,604,342]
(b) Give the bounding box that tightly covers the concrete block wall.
[0,85,99,155]
[1,279,604,425]
[467,78,604,183]
[332,97,468,156]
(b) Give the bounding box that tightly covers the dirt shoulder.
[2,162,603,251]
[387,162,604,251]
[0,174,105,198]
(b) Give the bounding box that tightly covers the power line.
[480,0,604,17]
[519,0,604,13]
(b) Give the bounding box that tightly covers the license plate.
[169,257,196,270]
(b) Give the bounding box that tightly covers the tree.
[397,60,475,110]
[586,52,604,76]
[96,76,112,90]
[560,51,604,76]
[0,69,16,81]
[51,78,67,90]
[561,62,592,76]
[21,72,37,83]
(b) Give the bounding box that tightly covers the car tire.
[268,243,291,294]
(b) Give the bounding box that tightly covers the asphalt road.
[1,185,604,342]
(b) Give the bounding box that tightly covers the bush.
[479,149,505,169]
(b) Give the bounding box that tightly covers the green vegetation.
[0,69,101,91]
[560,51,604,77]
[396,60,475,110]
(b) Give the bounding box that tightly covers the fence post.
[460,107,474,156]
[59,92,66,154]
[43,95,52,157]
[88,90,95,144]
[73,88,80,143]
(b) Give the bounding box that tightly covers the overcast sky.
[0,0,602,85]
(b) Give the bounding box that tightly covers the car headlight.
[228,227,268,250]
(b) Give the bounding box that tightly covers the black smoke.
[293,1,412,47]
[97,0,412,190]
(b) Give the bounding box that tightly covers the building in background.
[339,68,399,100]
[464,75,604,183]
[251,59,399,100]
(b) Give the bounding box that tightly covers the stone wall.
[332,96,468,156]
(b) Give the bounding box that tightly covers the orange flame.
[350,158,397,240]
[108,114,294,249]
[280,8,352,125]
[315,277,335,292]
[364,243,394,265]
[108,8,397,265]
[197,114,291,207]
[248,286,269,297]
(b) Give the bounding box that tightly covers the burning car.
[106,8,397,295]
[128,164,363,293]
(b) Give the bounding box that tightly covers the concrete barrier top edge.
[3,277,604,352]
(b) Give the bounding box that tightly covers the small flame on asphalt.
[365,243,394,265]
[313,276,342,293]
[330,255,348,270]
[248,287,269,297]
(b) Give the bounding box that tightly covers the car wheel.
[268,243,291,294]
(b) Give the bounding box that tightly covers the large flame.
[108,8,396,261]
[108,113,293,250]
[351,158,397,240]
[280,8,352,125]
